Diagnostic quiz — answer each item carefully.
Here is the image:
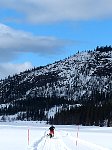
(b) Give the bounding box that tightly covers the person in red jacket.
[49,125,55,137]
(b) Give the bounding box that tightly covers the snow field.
[0,122,112,150]
[28,125,112,150]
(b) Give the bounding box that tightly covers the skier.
[49,125,55,138]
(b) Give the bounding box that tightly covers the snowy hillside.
[0,46,111,124]
[0,46,111,100]
[23,49,112,101]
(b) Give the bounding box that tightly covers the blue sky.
[0,0,112,79]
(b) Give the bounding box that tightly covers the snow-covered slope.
[24,48,112,100]
[0,46,112,121]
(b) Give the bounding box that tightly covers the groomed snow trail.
[28,130,110,150]
[28,131,71,150]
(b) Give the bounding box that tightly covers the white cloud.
[0,0,112,24]
[0,23,69,62]
[0,23,73,78]
[0,62,33,79]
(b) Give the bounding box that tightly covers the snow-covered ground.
[0,121,112,150]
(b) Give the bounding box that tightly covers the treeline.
[50,100,112,126]
[0,96,75,121]
[95,45,112,52]
[49,91,112,126]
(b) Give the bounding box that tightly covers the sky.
[0,0,112,79]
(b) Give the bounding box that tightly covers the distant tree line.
[49,90,112,127]
[95,45,112,52]
[0,96,74,121]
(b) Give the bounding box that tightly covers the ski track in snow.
[28,130,110,150]
[28,130,71,150]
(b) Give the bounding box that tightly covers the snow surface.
[0,121,112,150]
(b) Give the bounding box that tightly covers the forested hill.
[0,46,112,126]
